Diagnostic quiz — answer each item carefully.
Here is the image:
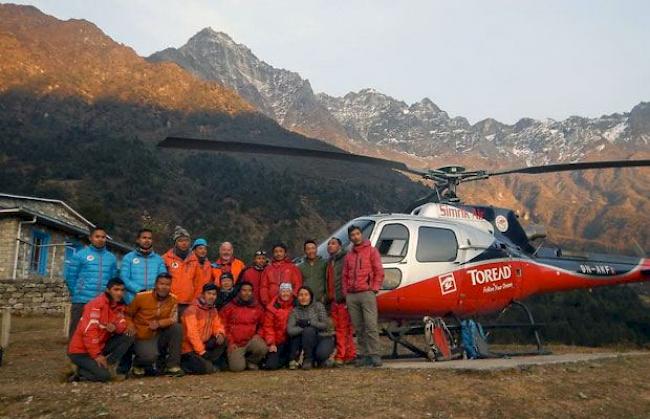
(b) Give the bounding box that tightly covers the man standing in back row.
[297,240,327,304]
[342,225,384,367]
[163,226,202,318]
[212,242,245,286]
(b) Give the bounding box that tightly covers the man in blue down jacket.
[65,226,118,337]
[120,228,167,304]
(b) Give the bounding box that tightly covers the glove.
[297,319,311,328]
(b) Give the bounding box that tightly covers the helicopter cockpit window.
[376,223,409,263]
[316,219,376,259]
[416,227,458,262]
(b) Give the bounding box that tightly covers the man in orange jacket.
[180,283,227,374]
[191,238,214,299]
[67,278,133,382]
[163,226,202,318]
[260,243,302,306]
[126,272,183,377]
[212,241,245,286]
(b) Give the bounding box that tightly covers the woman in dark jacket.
[286,286,334,369]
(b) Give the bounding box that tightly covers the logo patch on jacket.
[171,261,179,269]
[86,255,95,262]
[132,258,140,264]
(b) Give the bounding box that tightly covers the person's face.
[203,289,218,305]
[239,284,253,301]
[155,278,171,298]
[194,245,208,258]
[327,239,341,255]
[304,243,317,260]
[90,230,107,248]
[349,229,363,245]
[176,237,190,252]
[221,278,234,291]
[279,288,292,301]
[219,243,233,261]
[108,284,125,302]
[136,231,153,250]
[254,254,266,267]
[273,247,286,261]
[297,289,311,306]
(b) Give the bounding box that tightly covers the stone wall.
[0,276,69,315]
[0,218,18,278]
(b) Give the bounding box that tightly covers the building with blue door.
[0,193,130,314]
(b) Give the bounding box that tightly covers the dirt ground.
[2,317,650,419]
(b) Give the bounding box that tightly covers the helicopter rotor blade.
[488,159,650,177]
[158,136,427,176]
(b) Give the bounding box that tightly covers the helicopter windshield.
[316,219,376,259]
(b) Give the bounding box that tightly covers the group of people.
[65,224,385,382]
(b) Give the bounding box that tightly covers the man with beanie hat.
[180,283,227,374]
[163,226,202,318]
[215,272,240,309]
[191,238,214,299]
[239,250,268,304]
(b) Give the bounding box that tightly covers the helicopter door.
[373,222,412,296]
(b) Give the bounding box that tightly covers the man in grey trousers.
[342,225,385,367]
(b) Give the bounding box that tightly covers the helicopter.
[159,136,650,357]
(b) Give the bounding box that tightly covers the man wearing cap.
[181,283,227,374]
[121,228,167,305]
[163,226,202,317]
[260,243,303,306]
[239,250,268,304]
[191,238,214,299]
[297,240,327,304]
[212,242,246,286]
[125,272,183,377]
[216,272,240,309]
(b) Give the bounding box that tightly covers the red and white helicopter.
[160,137,650,356]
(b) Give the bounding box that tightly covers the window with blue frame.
[30,229,51,275]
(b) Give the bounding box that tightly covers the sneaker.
[288,360,299,370]
[302,360,313,370]
[334,359,345,367]
[131,366,146,378]
[164,366,184,377]
[246,362,259,371]
[369,356,383,368]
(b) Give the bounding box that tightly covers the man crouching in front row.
[125,272,183,377]
[180,283,228,374]
[67,278,134,382]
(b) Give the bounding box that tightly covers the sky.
[11,0,650,124]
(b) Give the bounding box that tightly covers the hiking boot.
[301,360,313,370]
[107,364,127,381]
[131,366,146,378]
[369,356,383,368]
[334,359,345,367]
[246,362,259,371]
[288,360,299,370]
[321,359,335,368]
[354,356,368,367]
[164,366,184,377]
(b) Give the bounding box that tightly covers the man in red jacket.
[260,243,302,306]
[239,250,267,304]
[342,225,385,367]
[220,281,268,371]
[67,278,134,382]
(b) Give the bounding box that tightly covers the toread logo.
[86,255,95,262]
[132,258,140,265]
[438,273,457,295]
[495,215,509,232]
[171,261,179,269]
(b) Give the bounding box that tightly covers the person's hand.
[215,334,225,345]
[125,324,137,337]
[269,344,277,353]
[105,323,116,333]
[95,355,108,369]
[148,320,160,330]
